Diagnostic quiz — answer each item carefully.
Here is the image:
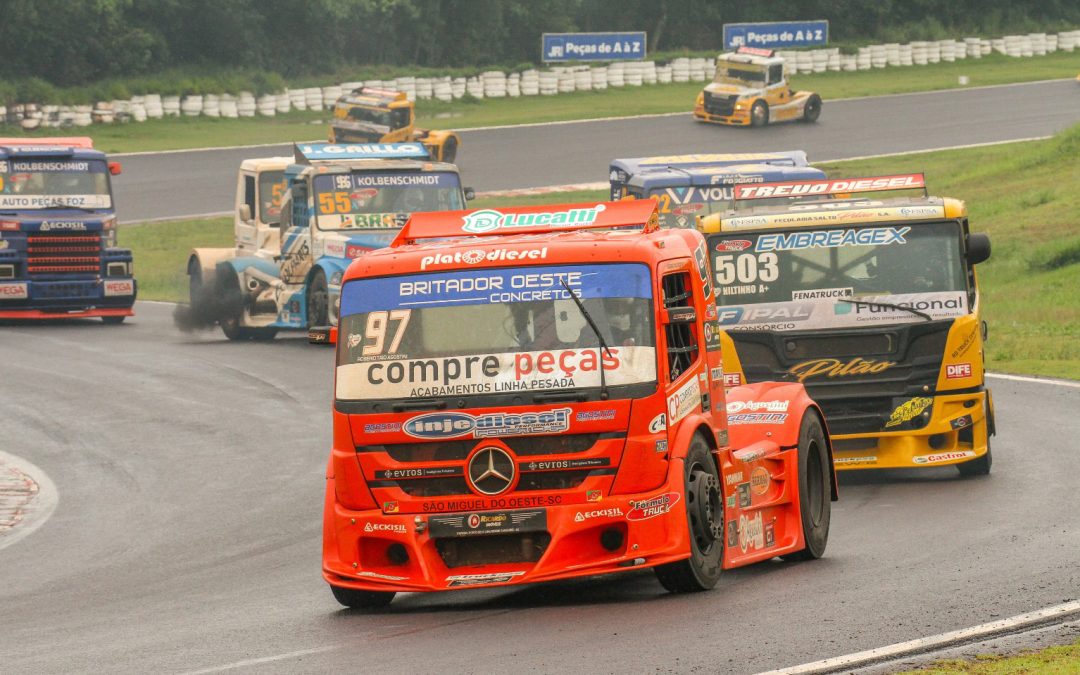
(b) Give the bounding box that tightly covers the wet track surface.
[113,79,1080,222]
[1,303,1078,673]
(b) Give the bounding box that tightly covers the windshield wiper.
[837,298,932,321]
[560,279,612,401]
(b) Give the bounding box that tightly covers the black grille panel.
[363,433,606,462]
[731,321,952,435]
[435,532,550,568]
[27,233,101,275]
[704,92,737,116]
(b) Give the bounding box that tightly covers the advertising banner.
[722,21,828,50]
[542,32,646,62]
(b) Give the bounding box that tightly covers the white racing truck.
[183,143,469,340]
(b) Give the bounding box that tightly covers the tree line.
[1,0,1077,87]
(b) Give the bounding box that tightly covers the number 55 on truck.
[318,200,837,609]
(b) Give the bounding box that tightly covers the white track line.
[757,600,1080,675]
[110,77,1074,156]
[0,449,59,552]
[987,372,1080,389]
[820,135,1053,164]
[179,645,341,675]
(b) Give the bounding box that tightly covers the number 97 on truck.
[317,199,838,608]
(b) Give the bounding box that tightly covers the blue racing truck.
[0,137,135,323]
[608,151,825,229]
[184,142,469,340]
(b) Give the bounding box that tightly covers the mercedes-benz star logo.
[467,446,516,496]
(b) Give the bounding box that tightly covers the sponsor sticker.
[950,414,973,430]
[0,282,29,299]
[946,363,973,379]
[789,357,896,383]
[574,507,624,522]
[576,409,617,422]
[728,412,788,425]
[727,400,788,413]
[724,372,743,387]
[951,328,978,359]
[586,490,602,502]
[750,467,770,495]
[39,220,88,231]
[834,455,878,465]
[726,520,739,548]
[383,501,400,513]
[725,471,744,487]
[754,226,910,252]
[885,397,933,428]
[420,247,549,271]
[703,320,722,352]
[446,571,527,587]
[764,520,775,547]
[626,492,680,521]
[363,521,407,534]
[793,287,852,301]
[913,450,977,465]
[376,467,461,480]
[461,205,605,234]
[356,570,407,581]
[648,413,667,433]
[523,457,609,472]
[363,422,401,434]
[738,512,765,553]
[716,239,753,252]
[402,408,572,440]
[103,279,134,297]
[429,509,547,538]
[655,439,668,453]
[737,482,751,508]
[667,379,702,425]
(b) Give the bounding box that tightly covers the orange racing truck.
[319,200,837,608]
[698,174,994,474]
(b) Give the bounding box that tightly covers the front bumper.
[693,105,752,126]
[323,462,690,593]
[0,306,133,320]
[831,391,990,470]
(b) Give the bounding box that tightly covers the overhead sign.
[542,32,646,62]
[722,21,829,50]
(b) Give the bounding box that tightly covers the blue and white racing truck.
[608,151,825,229]
[184,142,468,340]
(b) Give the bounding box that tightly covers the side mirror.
[967,232,991,265]
[108,162,122,176]
[238,204,253,223]
[309,326,337,345]
[464,187,476,201]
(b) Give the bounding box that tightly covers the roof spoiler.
[293,142,429,163]
[730,173,928,208]
[392,200,660,246]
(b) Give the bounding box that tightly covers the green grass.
[3,51,1077,153]
[123,217,232,303]
[898,637,1080,674]
[126,125,1080,379]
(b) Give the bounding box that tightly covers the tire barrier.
[5,30,1078,129]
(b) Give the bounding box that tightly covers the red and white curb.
[756,601,1080,674]
[0,449,59,551]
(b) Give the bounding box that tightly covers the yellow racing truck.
[694,47,821,127]
[329,87,460,163]
[698,173,995,475]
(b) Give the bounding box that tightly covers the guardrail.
[3,30,1077,129]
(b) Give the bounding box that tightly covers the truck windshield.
[347,106,392,127]
[258,170,286,226]
[714,63,767,86]
[335,263,657,401]
[709,221,970,330]
[312,171,464,231]
[0,158,112,209]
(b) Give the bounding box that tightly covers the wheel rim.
[807,440,825,526]
[807,99,819,118]
[752,105,766,124]
[688,466,723,553]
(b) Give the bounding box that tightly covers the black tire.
[655,435,724,593]
[802,94,822,122]
[307,270,329,328]
[188,260,202,306]
[750,101,769,127]
[101,315,126,325]
[330,585,395,609]
[782,411,831,561]
[441,136,458,163]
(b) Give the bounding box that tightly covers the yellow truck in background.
[329,87,460,162]
[694,47,821,127]
[698,173,995,475]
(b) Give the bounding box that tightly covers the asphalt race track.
[113,79,1080,222]
[1,303,1078,673]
